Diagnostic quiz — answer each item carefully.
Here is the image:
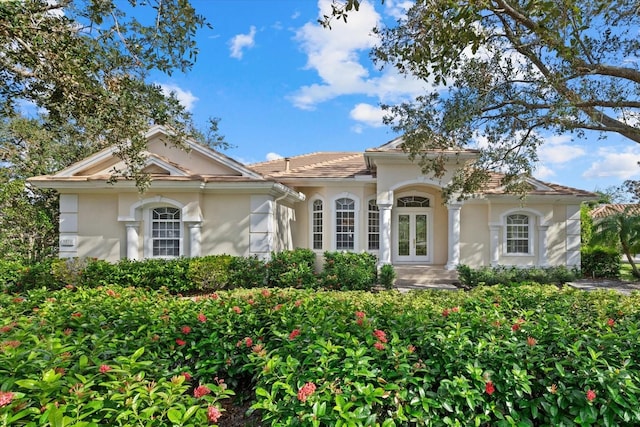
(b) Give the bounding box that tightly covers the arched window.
[367,199,379,250]
[397,196,430,208]
[312,199,323,250]
[151,207,181,257]
[506,214,530,254]
[335,197,355,250]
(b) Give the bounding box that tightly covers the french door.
[394,211,431,263]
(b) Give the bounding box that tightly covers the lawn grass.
[621,260,640,281]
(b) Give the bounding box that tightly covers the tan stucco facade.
[30,126,593,268]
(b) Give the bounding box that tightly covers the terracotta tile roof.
[482,173,597,197]
[248,152,370,179]
[590,204,640,219]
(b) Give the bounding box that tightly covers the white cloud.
[266,152,283,161]
[538,135,586,164]
[350,103,385,127]
[383,0,413,19]
[158,83,198,111]
[533,164,556,180]
[583,147,640,179]
[229,26,257,59]
[289,0,427,111]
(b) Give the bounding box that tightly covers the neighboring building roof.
[590,204,640,219]
[483,173,597,197]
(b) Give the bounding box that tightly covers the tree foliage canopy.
[0,0,210,185]
[326,0,640,198]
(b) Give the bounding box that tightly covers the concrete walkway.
[567,279,640,296]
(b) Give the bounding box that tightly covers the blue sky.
[154,0,640,194]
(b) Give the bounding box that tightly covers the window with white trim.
[335,197,355,250]
[151,207,181,257]
[506,214,530,254]
[312,199,323,250]
[368,199,379,250]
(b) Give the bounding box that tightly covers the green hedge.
[0,250,382,294]
[581,246,621,279]
[457,264,579,288]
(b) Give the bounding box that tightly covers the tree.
[0,0,210,187]
[324,0,640,198]
[591,207,640,278]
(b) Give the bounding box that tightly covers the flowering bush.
[2,283,640,425]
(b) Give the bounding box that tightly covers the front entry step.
[392,265,460,291]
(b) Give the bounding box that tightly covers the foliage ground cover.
[2,284,640,426]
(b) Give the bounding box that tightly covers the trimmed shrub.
[321,251,377,290]
[457,264,580,288]
[581,245,621,278]
[266,248,317,288]
[187,255,233,292]
[0,260,25,293]
[227,255,267,288]
[378,264,396,290]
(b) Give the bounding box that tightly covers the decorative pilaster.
[538,225,549,266]
[187,223,202,257]
[378,204,393,266]
[489,224,500,266]
[125,222,140,260]
[445,204,462,270]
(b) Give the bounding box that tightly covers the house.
[29,126,595,269]
[589,204,640,219]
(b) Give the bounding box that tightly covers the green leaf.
[15,379,39,389]
[131,347,145,362]
[182,405,199,423]
[167,408,182,424]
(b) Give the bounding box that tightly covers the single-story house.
[589,204,640,219]
[29,125,595,269]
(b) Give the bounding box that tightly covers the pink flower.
[355,311,366,319]
[63,328,72,336]
[176,338,186,346]
[527,336,537,346]
[0,391,14,407]
[297,382,316,402]
[294,300,302,307]
[407,344,416,353]
[607,318,615,327]
[182,372,192,381]
[194,385,211,398]
[373,329,387,343]
[452,306,460,313]
[210,293,219,300]
[181,326,192,334]
[71,312,82,318]
[207,406,222,423]
[247,299,255,305]
[106,289,117,297]
[442,308,450,317]
[198,313,207,323]
[245,337,253,347]
[232,306,242,314]
[374,342,385,351]
[99,365,111,374]
[261,289,271,298]
[511,323,521,332]
[274,304,283,311]
[289,329,301,340]
[485,381,495,395]
[586,389,596,402]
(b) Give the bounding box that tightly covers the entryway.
[394,210,432,263]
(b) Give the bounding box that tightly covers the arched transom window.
[397,196,430,208]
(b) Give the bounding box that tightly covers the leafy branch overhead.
[326,0,640,197]
[0,0,210,188]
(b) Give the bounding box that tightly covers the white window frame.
[309,197,324,251]
[503,213,534,256]
[332,193,360,251]
[367,198,380,251]
[144,205,184,258]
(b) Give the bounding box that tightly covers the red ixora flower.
[232,306,242,314]
[355,311,366,319]
[71,312,82,318]
[194,384,211,398]
[527,336,537,346]
[373,329,388,343]
[198,313,207,323]
[442,308,450,317]
[297,382,316,402]
[0,391,14,407]
[607,318,615,327]
[175,338,186,346]
[182,372,192,381]
[181,326,192,334]
[207,406,222,423]
[99,364,111,374]
[289,329,301,340]
[511,323,521,332]
[485,381,496,395]
[261,289,271,298]
[586,389,596,402]
[374,342,385,351]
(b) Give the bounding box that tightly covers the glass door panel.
[415,214,428,256]
[398,214,410,256]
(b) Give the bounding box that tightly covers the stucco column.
[445,204,462,270]
[187,223,202,257]
[125,222,140,260]
[538,225,549,266]
[489,224,500,266]
[378,204,392,266]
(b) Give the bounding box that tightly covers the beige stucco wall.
[459,202,490,267]
[76,193,122,261]
[200,193,251,256]
[147,137,239,176]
